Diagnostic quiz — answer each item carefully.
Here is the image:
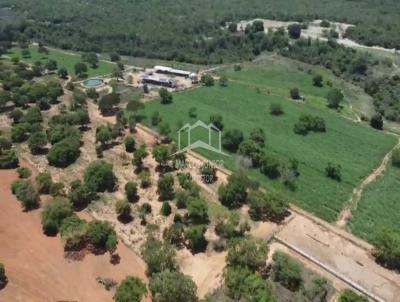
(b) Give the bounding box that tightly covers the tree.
[36,171,53,194]
[327,88,344,109]
[0,263,7,289]
[150,270,198,302]
[98,93,120,115]
[96,124,113,148]
[392,148,400,168]
[270,102,284,115]
[114,276,147,302]
[17,167,31,179]
[370,113,383,130]
[22,106,42,123]
[86,88,99,100]
[28,131,47,154]
[87,220,118,253]
[290,88,301,100]
[248,191,289,223]
[209,114,223,130]
[161,201,172,216]
[82,52,99,68]
[185,225,207,253]
[84,160,117,192]
[200,74,214,86]
[141,237,177,275]
[218,173,248,208]
[60,215,89,251]
[199,164,217,184]
[159,88,173,104]
[325,162,342,181]
[110,52,120,62]
[125,181,138,202]
[74,62,88,77]
[0,149,19,169]
[45,59,57,71]
[57,68,68,79]
[153,145,170,167]
[313,74,323,87]
[124,135,135,153]
[222,129,243,152]
[116,199,132,222]
[41,197,73,235]
[372,227,400,270]
[338,289,368,302]
[151,111,162,126]
[187,198,208,224]
[288,24,301,39]
[47,137,81,167]
[133,144,148,170]
[11,179,39,211]
[157,174,174,200]
[69,180,94,209]
[219,75,228,87]
[8,109,24,123]
[227,238,269,271]
[272,252,303,291]
[260,155,281,179]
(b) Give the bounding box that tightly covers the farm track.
[336,137,400,228]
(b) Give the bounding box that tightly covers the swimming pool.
[83,79,104,87]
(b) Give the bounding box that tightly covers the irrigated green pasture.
[140,61,396,221]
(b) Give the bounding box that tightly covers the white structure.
[154,65,197,80]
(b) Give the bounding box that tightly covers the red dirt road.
[0,167,148,302]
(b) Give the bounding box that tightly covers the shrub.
[327,88,344,109]
[160,201,172,216]
[151,111,162,126]
[28,131,47,154]
[0,150,19,169]
[209,114,224,130]
[11,179,39,211]
[175,190,189,209]
[338,289,368,302]
[69,180,94,209]
[370,113,383,130]
[218,173,248,208]
[116,199,132,222]
[288,23,301,39]
[157,174,174,200]
[141,237,177,275]
[325,162,342,181]
[270,103,284,115]
[163,223,185,247]
[149,270,197,302]
[114,276,147,302]
[60,215,88,250]
[313,74,323,87]
[188,107,197,118]
[200,74,214,86]
[17,167,31,178]
[124,135,136,153]
[199,163,217,184]
[227,238,269,271]
[272,252,303,291]
[87,220,118,253]
[84,160,117,192]
[125,181,138,202]
[219,75,228,87]
[41,197,73,235]
[290,88,301,100]
[248,191,289,223]
[260,155,281,179]
[139,171,151,188]
[185,225,208,253]
[47,137,81,167]
[294,114,326,135]
[392,148,400,168]
[36,171,53,194]
[372,227,400,271]
[159,88,173,104]
[187,198,209,224]
[0,263,7,289]
[222,129,244,152]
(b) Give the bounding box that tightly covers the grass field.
[140,60,397,222]
[6,45,115,78]
[349,165,400,241]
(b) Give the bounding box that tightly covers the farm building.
[154,65,197,80]
[141,74,177,88]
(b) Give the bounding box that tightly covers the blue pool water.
[84,79,103,87]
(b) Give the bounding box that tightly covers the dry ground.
[0,163,148,302]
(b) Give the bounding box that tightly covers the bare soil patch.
[0,165,148,302]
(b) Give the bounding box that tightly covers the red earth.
[0,163,148,302]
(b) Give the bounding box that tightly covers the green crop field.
[349,165,400,241]
[6,45,115,78]
[139,60,397,222]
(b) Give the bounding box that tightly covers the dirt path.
[336,138,400,228]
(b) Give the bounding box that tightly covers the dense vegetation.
[2,0,400,65]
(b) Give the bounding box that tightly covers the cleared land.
[349,165,400,241]
[6,45,115,77]
[140,58,397,221]
[0,165,148,302]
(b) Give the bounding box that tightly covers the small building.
[141,74,177,88]
[154,65,196,79]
